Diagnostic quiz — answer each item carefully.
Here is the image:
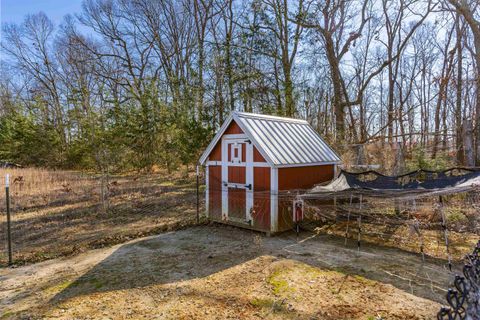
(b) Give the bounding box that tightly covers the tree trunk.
[324,34,346,143]
[284,66,295,117]
[464,119,475,166]
[456,18,465,165]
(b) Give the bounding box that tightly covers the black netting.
[304,168,480,200]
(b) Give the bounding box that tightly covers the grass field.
[0,167,201,266]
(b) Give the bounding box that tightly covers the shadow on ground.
[50,225,263,305]
[50,224,456,307]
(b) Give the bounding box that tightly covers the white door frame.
[221,134,253,223]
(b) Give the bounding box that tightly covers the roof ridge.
[233,111,308,124]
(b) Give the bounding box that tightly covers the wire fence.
[0,167,204,266]
[301,192,480,262]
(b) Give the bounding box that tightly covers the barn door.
[222,137,253,223]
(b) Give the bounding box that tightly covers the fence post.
[5,174,12,266]
[101,172,106,213]
[196,165,200,224]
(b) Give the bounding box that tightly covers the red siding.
[229,189,246,220]
[277,165,334,232]
[253,167,270,230]
[227,166,246,220]
[208,166,222,219]
[278,165,334,190]
[253,147,266,162]
[210,143,221,161]
[224,121,243,134]
[228,166,246,184]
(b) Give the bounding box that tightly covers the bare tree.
[2,13,66,146]
[447,0,480,165]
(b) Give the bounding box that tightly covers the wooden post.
[5,174,12,266]
[100,173,106,213]
[357,194,363,252]
[345,193,353,246]
[439,195,452,271]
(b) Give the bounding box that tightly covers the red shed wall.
[208,166,222,219]
[277,165,334,232]
[206,119,271,232]
[252,167,270,230]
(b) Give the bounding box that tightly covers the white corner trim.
[270,167,278,233]
[221,138,228,219]
[205,165,209,218]
[246,142,254,222]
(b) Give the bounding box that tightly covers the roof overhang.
[274,161,342,168]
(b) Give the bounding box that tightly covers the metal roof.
[199,112,341,167]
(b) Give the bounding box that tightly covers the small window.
[231,143,242,163]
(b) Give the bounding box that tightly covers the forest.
[1,0,479,172]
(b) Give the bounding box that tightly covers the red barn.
[199,112,341,234]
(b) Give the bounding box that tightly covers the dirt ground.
[1,224,456,319]
[0,168,200,266]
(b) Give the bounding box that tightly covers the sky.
[1,0,83,26]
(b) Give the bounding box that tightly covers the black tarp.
[303,168,480,200]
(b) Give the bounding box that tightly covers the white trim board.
[274,161,341,168]
[221,136,229,219]
[221,137,254,223]
[270,167,278,233]
[206,161,270,168]
[205,165,209,218]
[246,141,254,222]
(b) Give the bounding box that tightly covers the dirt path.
[1,225,454,319]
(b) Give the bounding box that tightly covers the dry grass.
[303,193,480,262]
[0,167,201,266]
[0,167,477,267]
[1,226,444,319]
[314,221,478,261]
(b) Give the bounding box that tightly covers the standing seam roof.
[234,112,340,166]
[198,112,341,166]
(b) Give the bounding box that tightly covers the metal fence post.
[5,174,12,266]
[196,165,199,224]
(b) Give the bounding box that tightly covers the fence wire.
[300,192,480,262]
[0,167,203,266]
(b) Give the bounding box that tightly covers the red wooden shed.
[199,112,341,234]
